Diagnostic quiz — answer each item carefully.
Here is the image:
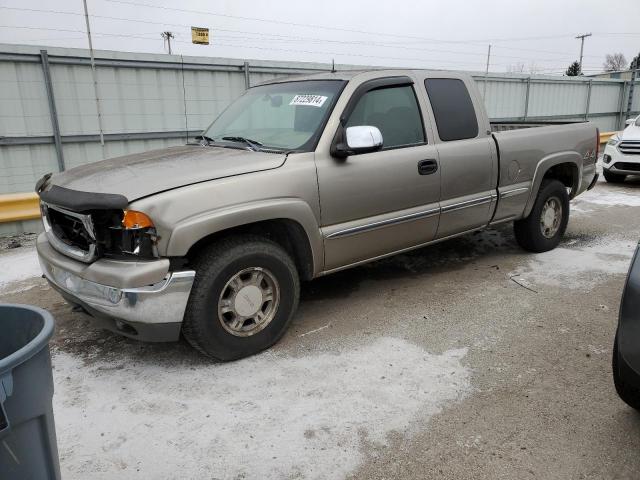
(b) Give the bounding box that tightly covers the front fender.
[165,198,324,273]
[522,151,582,218]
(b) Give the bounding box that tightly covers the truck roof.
[255,69,469,86]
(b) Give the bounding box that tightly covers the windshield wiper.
[221,136,263,151]
[194,135,215,145]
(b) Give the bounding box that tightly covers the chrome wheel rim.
[218,267,280,337]
[540,196,562,238]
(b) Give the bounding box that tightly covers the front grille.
[42,203,98,263]
[618,141,640,155]
[612,162,640,172]
[48,208,93,250]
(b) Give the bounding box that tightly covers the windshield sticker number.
[289,95,328,108]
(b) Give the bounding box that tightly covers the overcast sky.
[0,0,639,74]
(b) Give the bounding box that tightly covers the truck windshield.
[203,80,345,152]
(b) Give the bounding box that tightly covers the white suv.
[603,115,640,183]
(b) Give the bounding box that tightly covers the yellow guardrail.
[0,193,40,224]
[600,131,616,145]
[0,132,622,225]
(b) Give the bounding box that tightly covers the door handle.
[418,159,438,175]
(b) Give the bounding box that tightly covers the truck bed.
[491,120,586,132]
[489,121,598,224]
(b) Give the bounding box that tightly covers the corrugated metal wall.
[1,43,639,198]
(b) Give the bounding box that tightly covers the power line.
[0,25,169,39]
[0,25,490,68]
[0,25,532,68]
[0,5,609,61]
[0,27,606,72]
[0,24,609,73]
[102,0,625,53]
[101,0,493,45]
[3,4,631,73]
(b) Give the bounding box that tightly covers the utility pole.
[161,31,174,55]
[482,44,491,100]
[626,53,639,120]
[575,33,592,75]
[82,0,105,146]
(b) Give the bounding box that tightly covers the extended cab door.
[421,76,497,239]
[315,75,441,272]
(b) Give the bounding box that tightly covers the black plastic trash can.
[0,304,60,480]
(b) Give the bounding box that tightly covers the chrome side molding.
[441,195,493,214]
[326,207,440,239]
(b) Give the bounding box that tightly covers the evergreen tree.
[565,61,581,76]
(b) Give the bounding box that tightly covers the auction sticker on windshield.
[289,94,328,107]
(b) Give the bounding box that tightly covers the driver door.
[315,76,441,272]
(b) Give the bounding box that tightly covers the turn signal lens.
[122,210,154,229]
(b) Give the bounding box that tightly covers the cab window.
[424,78,479,141]
[345,85,425,149]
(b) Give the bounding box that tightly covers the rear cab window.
[424,78,479,141]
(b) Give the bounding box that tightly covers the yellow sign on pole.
[191,27,209,45]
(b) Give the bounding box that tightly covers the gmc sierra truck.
[35,70,599,360]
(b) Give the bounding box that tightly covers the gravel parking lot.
[1,175,639,480]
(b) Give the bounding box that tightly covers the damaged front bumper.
[36,233,195,342]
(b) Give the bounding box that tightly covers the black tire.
[612,332,640,411]
[182,235,300,361]
[603,169,626,184]
[514,179,569,253]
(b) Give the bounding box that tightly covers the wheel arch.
[523,153,582,218]
[167,199,323,280]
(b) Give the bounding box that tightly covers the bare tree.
[528,62,540,75]
[603,53,627,72]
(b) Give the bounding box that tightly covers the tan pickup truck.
[36,69,599,360]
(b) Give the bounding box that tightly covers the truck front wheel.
[182,236,300,361]
[514,179,569,253]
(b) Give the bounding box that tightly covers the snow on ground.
[0,246,41,293]
[577,188,640,208]
[52,338,470,480]
[510,238,636,290]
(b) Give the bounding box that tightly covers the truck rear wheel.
[182,236,300,361]
[514,179,569,253]
[603,169,626,183]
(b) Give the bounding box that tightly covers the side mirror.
[332,125,383,158]
[346,125,383,151]
[626,118,635,126]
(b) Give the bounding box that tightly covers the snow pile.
[578,189,640,207]
[511,238,636,289]
[53,338,470,480]
[0,247,42,293]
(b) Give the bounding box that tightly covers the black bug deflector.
[38,185,128,211]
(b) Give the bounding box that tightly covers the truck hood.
[49,145,287,201]
[621,125,640,141]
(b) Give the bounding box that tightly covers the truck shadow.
[301,224,520,302]
[601,175,640,189]
[48,225,520,365]
[47,216,613,365]
[622,176,640,188]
